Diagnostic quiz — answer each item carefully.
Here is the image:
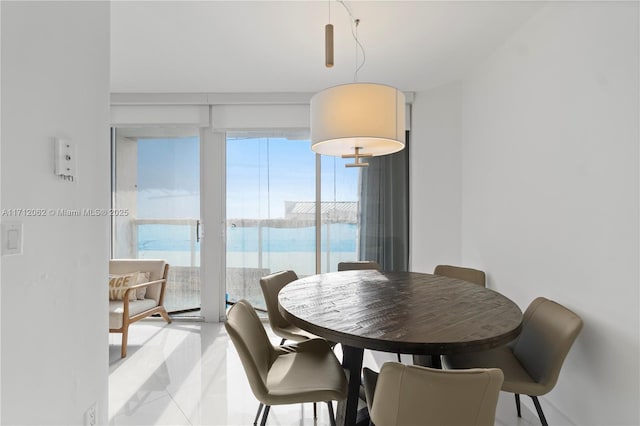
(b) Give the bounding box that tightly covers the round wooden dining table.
[278,270,523,426]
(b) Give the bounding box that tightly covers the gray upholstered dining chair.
[337,260,381,271]
[260,270,334,419]
[259,270,317,345]
[433,264,486,287]
[225,299,348,426]
[362,362,503,426]
[442,297,583,426]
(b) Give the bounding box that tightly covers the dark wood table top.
[278,270,523,355]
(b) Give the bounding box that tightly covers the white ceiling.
[111,1,545,94]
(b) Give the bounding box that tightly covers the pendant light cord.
[338,0,366,82]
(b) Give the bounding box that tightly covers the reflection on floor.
[109,319,540,426]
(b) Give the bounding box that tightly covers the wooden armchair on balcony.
[109,259,172,358]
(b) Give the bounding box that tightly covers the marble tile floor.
[109,319,541,426]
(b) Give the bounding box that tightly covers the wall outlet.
[84,403,96,426]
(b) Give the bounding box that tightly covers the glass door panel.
[226,131,315,310]
[320,157,360,273]
[112,127,201,314]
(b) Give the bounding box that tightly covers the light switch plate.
[2,221,23,255]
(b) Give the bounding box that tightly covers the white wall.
[0,3,3,421]
[1,2,110,425]
[409,82,463,273]
[412,2,639,425]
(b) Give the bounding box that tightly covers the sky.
[226,135,359,219]
[137,136,200,219]
[134,135,359,220]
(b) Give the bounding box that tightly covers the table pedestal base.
[412,354,442,369]
[336,345,364,426]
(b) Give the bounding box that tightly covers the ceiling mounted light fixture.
[311,2,406,167]
[325,0,334,68]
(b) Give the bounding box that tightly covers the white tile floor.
[109,319,541,425]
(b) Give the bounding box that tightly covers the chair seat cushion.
[109,299,158,329]
[264,339,348,405]
[442,345,546,396]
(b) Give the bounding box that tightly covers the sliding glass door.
[112,127,201,314]
[225,131,314,309]
[225,131,360,309]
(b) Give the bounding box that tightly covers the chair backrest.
[369,362,503,426]
[512,297,583,393]
[433,264,486,287]
[224,299,275,402]
[259,270,299,333]
[337,261,381,271]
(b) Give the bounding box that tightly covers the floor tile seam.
[166,386,196,426]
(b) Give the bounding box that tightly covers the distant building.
[227,201,358,228]
[284,201,357,223]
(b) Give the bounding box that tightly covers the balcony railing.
[119,213,358,313]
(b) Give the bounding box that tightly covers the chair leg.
[530,396,548,426]
[515,394,521,417]
[121,328,128,358]
[158,307,172,324]
[259,405,271,426]
[253,403,264,426]
[396,353,402,362]
[327,401,336,426]
[279,338,286,345]
[313,402,317,419]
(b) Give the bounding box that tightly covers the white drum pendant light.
[310,83,405,167]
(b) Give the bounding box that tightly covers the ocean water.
[227,224,357,252]
[138,223,357,253]
[137,224,200,251]
[137,223,358,307]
